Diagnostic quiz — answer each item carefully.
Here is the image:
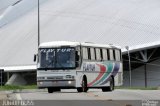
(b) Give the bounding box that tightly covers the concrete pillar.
[6,73,27,85]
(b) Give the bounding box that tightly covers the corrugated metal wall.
[124,59,160,87]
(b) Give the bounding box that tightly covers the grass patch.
[115,86,158,90]
[0,85,37,91]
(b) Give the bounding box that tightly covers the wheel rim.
[82,80,85,92]
[110,79,113,90]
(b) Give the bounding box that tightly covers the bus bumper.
[37,80,75,88]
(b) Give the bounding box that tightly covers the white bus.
[35,41,123,93]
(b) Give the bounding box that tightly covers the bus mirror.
[76,62,79,67]
[34,54,37,62]
[76,56,79,61]
[75,51,79,61]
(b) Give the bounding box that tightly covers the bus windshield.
[39,47,76,69]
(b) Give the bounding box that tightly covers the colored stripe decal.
[87,64,106,87]
[93,63,113,86]
[100,63,120,85]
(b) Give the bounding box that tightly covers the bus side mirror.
[34,54,37,62]
[76,62,79,67]
[75,51,79,61]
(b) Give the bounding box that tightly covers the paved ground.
[1,89,160,106]
[0,91,9,106]
[0,91,8,100]
[13,89,160,100]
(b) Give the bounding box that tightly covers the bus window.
[90,48,95,60]
[107,49,110,60]
[96,48,101,61]
[120,50,122,61]
[100,49,103,60]
[102,49,108,60]
[83,47,88,60]
[113,49,116,60]
[87,48,91,60]
[115,49,121,61]
[109,49,114,61]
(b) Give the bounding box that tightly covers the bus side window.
[107,49,110,60]
[94,48,97,60]
[102,49,108,60]
[95,48,101,61]
[82,47,88,60]
[100,49,103,60]
[120,50,122,61]
[87,48,91,60]
[109,49,114,61]
[90,48,95,60]
[115,49,121,61]
[113,49,116,60]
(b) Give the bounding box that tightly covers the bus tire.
[54,88,61,92]
[77,76,88,92]
[48,87,54,93]
[48,88,61,93]
[102,77,114,92]
[77,87,82,92]
[82,76,88,92]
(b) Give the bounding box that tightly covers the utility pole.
[38,0,40,47]
[125,46,132,87]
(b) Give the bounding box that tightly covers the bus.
[34,41,123,93]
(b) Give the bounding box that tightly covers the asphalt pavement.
[1,89,160,106]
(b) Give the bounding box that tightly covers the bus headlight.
[68,81,72,84]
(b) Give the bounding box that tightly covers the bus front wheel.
[48,87,54,93]
[77,76,88,92]
[48,88,61,93]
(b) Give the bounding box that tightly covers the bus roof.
[39,41,121,49]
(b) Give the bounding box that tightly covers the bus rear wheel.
[102,77,114,92]
[82,79,88,92]
[48,87,54,93]
[77,87,82,92]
